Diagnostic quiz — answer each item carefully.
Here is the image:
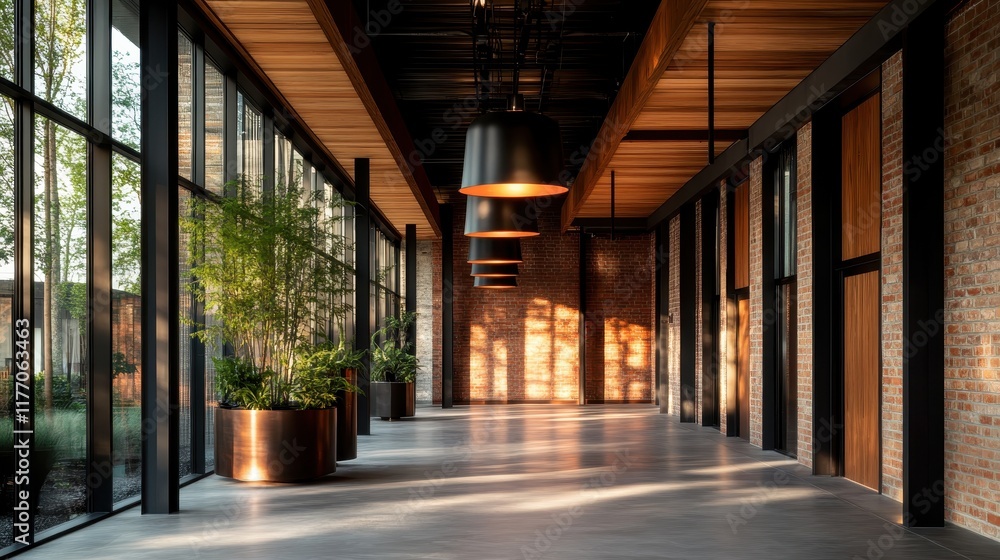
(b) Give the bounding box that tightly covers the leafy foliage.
[370,311,418,383]
[183,178,355,409]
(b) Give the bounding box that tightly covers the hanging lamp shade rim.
[471,263,519,277]
[467,238,523,264]
[460,110,565,197]
[474,276,518,289]
[464,196,539,238]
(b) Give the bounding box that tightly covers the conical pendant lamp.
[468,238,522,264]
[460,94,565,198]
[474,276,518,289]
[471,263,518,277]
[464,195,539,238]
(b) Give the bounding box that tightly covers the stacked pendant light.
[461,94,564,288]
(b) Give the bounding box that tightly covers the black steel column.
[579,230,587,405]
[656,224,669,413]
[708,21,715,164]
[139,0,180,514]
[901,2,945,527]
[441,204,454,408]
[354,158,371,435]
[811,107,842,476]
[405,224,416,349]
[87,0,114,513]
[679,204,696,422]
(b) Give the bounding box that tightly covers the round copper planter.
[215,408,337,482]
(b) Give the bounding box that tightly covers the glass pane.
[0,94,14,549]
[178,188,193,478]
[204,62,224,195]
[111,0,141,150]
[237,93,263,192]
[111,153,141,504]
[274,132,290,191]
[1,0,13,79]
[178,32,194,181]
[35,0,88,119]
[33,116,88,532]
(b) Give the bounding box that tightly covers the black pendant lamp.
[460,94,565,198]
[474,276,518,289]
[464,195,538,238]
[471,263,518,277]
[468,238,522,264]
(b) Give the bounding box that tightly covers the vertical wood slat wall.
[841,94,882,261]
[734,183,750,289]
[843,271,880,489]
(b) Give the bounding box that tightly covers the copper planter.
[405,381,416,417]
[335,368,357,461]
[215,408,336,482]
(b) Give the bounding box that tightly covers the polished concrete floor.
[18,405,1000,559]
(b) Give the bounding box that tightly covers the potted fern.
[182,177,356,481]
[370,311,418,421]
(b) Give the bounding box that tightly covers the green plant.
[370,311,418,383]
[182,177,354,409]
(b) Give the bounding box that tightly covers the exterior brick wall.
[431,238,442,404]
[585,234,657,403]
[795,123,814,469]
[415,240,436,403]
[880,51,905,502]
[719,181,730,435]
[943,0,1000,540]
[669,215,681,416]
[749,157,764,447]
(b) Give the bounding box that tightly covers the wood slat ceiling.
[573,0,888,221]
[200,0,439,238]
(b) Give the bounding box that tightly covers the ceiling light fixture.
[464,195,539,238]
[470,263,519,277]
[467,238,522,264]
[474,276,518,289]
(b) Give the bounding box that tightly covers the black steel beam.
[647,0,944,230]
[87,0,114,514]
[139,0,180,514]
[901,1,946,528]
[354,158,372,435]
[571,217,647,231]
[441,204,454,408]
[679,204,697,422]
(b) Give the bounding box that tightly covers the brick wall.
[749,157,764,447]
[880,51,905,502]
[669,215,681,416]
[432,238,442,404]
[796,123,814,469]
[432,200,655,404]
[585,234,657,403]
[943,0,1000,540]
[719,181,730,435]
[415,239,435,403]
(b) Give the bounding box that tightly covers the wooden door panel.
[841,95,881,261]
[844,271,880,489]
[738,298,751,440]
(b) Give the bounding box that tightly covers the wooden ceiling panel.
[201,0,439,238]
[570,0,888,224]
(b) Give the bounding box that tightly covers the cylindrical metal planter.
[215,408,336,482]
[405,381,416,418]
[336,368,358,461]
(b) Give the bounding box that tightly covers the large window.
[773,140,797,456]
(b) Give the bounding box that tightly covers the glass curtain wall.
[773,141,797,456]
[0,0,392,550]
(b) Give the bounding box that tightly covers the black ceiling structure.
[350,0,662,199]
